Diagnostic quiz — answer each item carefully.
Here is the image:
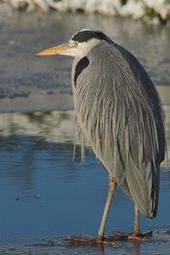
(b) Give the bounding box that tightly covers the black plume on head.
[71,30,113,44]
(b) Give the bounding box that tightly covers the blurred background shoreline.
[1,0,170,25]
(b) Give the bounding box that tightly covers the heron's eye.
[74,41,79,47]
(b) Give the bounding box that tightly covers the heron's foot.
[67,235,116,246]
[67,232,152,246]
[111,231,152,242]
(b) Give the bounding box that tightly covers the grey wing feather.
[72,41,166,218]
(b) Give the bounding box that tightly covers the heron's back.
[72,41,166,218]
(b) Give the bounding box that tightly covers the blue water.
[0,134,169,244]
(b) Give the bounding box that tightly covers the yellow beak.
[36,43,70,56]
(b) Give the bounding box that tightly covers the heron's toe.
[110,231,152,242]
[67,235,116,246]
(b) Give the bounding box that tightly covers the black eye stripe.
[72,31,96,42]
[71,30,113,44]
[74,57,89,86]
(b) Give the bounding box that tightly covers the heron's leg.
[97,176,117,243]
[134,206,140,235]
[127,206,146,241]
[113,206,147,242]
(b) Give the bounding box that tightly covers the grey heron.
[37,29,166,243]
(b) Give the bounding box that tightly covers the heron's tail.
[125,161,160,219]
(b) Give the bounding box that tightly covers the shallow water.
[0,112,169,255]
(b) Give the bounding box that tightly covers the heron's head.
[37,29,112,58]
